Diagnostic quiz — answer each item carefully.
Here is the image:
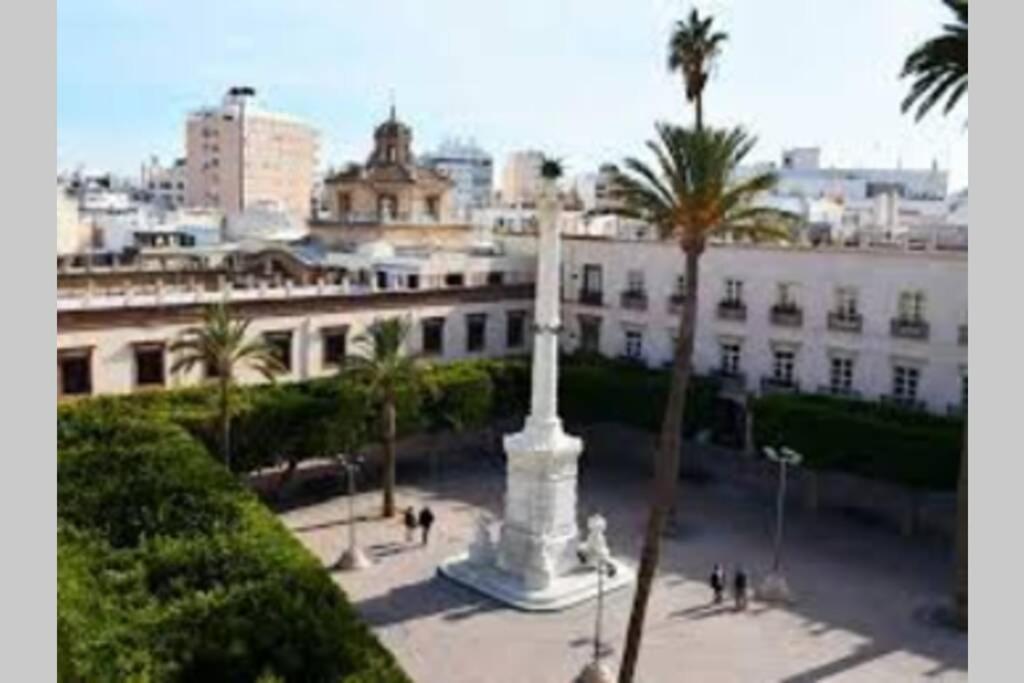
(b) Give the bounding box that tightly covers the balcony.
[760,376,800,394]
[827,311,863,333]
[769,304,803,328]
[890,317,930,341]
[717,300,747,322]
[578,289,603,307]
[958,325,967,346]
[620,290,649,312]
[667,294,687,315]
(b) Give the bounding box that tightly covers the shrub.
[58,411,411,683]
[752,393,963,490]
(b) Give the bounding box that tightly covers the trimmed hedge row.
[58,408,411,683]
[752,393,964,490]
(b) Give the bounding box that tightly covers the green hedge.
[58,408,411,683]
[752,393,964,490]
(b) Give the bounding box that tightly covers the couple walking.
[403,506,435,545]
[710,563,748,611]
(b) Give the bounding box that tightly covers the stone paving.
[280,458,967,683]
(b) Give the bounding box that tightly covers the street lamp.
[575,515,616,683]
[759,445,802,602]
[336,454,372,571]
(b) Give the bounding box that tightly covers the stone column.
[497,175,584,590]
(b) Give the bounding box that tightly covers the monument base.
[439,552,635,612]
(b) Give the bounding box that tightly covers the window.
[898,290,926,321]
[829,356,854,395]
[579,315,602,353]
[407,274,420,290]
[772,348,796,385]
[322,326,349,367]
[626,269,645,294]
[422,317,445,355]
[338,193,352,216]
[426,196,440,219]
[58,349,92,397]
[777,282,797,307]
[582,264,602,294]
[134,343,166,387]
[725,279,744,304]
[892,365,920,403]
[624,329,644,360]
[835,287,859,319]
[961,372,968,408]
[506,310,527,349]
[263,331,293,373]
[720,342,741,375]
[445,273,465,287]
[375,271,389,290]
[466,314,487,352]
[487,271,505,286]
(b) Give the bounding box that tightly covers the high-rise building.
[421,139,493,220]
[184,87,319,221]
[140,156,186,210]
[500,150,545,207]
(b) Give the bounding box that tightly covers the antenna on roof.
[389,88,396,121]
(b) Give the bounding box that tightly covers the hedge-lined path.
[281,456,966,683]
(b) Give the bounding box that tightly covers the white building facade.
[500,235,967,416]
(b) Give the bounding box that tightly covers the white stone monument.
[440,159,634,610]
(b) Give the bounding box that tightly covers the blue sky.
[57,0,968,189]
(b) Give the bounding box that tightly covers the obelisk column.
[498,162,583,589]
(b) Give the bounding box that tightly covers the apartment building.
[502,234,968,416]
[184,87,319,222]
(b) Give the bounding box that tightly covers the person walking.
[733,566,749,611]
[709,563,725,604]
[418,506,435,546]
[403,506,418,543]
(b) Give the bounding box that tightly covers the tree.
[170,303,283,469]
[667,8,728,130]
[606,125,792,683]
[901,0,967,122]
[899,0,967,631]
[347,317,422,518]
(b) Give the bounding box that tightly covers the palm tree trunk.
[694,93,704,131]
[219,376,231,470]
[382,397,397,518]
[953,420,966,629]
[618,247,701,683]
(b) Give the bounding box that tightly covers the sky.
[57,0,968,190]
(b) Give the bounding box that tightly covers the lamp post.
[575,515,615,683]
[337,454,372,571]
[759,445,802,602]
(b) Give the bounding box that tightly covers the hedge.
[58,408,411,683]
[752,393,964,490]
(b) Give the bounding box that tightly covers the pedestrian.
[733,566,749,611]
[403,506,418,543]
[709,563,725,604]
[418,506,435,546]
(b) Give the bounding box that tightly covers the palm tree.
[606,124,792,683]
[347,317,422,518]
[170,303,283,469]
[667,8,728,130]
[900,0,967,122]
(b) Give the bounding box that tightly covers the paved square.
[281,458,966,683]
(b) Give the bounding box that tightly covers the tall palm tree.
[170,303,283,469]
[606,124,792,683]
[901,0,967,122]
[347,317,422,518]
[667,8,728,130]
[900,0,968,631]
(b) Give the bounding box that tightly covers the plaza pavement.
[280,456,967,683]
